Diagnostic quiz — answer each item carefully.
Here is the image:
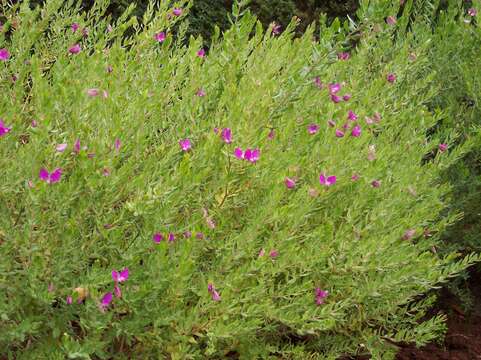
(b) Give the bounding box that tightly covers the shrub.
[0,0,478,358]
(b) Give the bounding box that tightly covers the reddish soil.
[396,267,481,360]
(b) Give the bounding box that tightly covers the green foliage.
[0,0,479,358]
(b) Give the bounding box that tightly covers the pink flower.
[258,248,265,257]
[153,233,164,243]
[335,129,345,138]
[107,65,113,73]
[71,23,79,32]
[100,292,113,310]
[285,177,296,189]
[172,8,182,16]
[39,168,62,184]
[112,268,129,283]
[168,233,175,242]
[351,174,360,181]
[74,139,81,154]
[196,88,206,97]
[154,32,166,42]
[272,22,282,35]
[347,110,358,121]
[328,83,341,95]
[0,48,10,61]
[196,232,204,239]
[468,8,477,17]
[269,250,279,258]
[114,284,122,298]
[0,119,11,136]
[66,296,73,305]
[319,174,336,186]
[48,283,55,292]
[31,120,38,128]
[103,168,111,177]
[56,143,68,152]
[351,125,361,137]
[179,138,191,151]
[114,138,121,152]
[402,229,416,241]
[87,88,100,97]
[327,119,336,128]
[234,147,244,159]
[244,148,260,163]
[386,16,397,25]
[313,76,323,89]
[386,73,397,83]
[268,129,275,140]
[197,49,206,58]
[308,124,319,134]
[207,283,221,301]
[331,94,342,103]
[371,180,381,188]
[337,52,350,60]
[221,128,232,144]
[438,143,448,152]
[68,44,81,55]
[82,28,89,37]
[343,94,351,101]
[315,288,328,306]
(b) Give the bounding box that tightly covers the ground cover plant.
[0,0,480,359]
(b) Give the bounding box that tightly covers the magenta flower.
[439,143,448,152]
[114,138,121,152]
[244,148,260,163]
[66,295,73,305]
[221,128,232,144]
[330,94,342,103]
[319,174,336,186]
[0,48,10,61]
[213,127,219,134]
[327,119,336,128]
[351,174,360,181]
[386,73,397,83]
[112,268,129,283]
[386,16,397,25]
[172,8,182,16]
[313,76,323,89]
[285,177,296,189]
[343,94,352,101]
[179,138,191,151]
[468,8,477,17]
[234,147,244,159]
[207,283,221,301]
[114,284,122,298]
[269,250,279,258]
[197,49,206,58]
[56,143,68,152]
[402,229,416,241]
[268,129,275,140]
[168,233,175,242]
[371,180,381,188]
[154,32,166,42]
[347,110,358,121]
[337,52,350,60]
[0,119,11,136]
[153,233,164,243]
[71,23,79,32]
[87,88,100,97]
[308,124,319,134]
[74,139,81,154]
[196,88,206,97]
[315,288,328,305]
[351,125,361,137]
[68,44,81,54]
[100,292,113,310]
[328,83,341,95]
[39,168,62,184]
[335,129,344,138]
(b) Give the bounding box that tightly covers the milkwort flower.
[337,52,350,60]
[100,292,113,311]
[319,174,336,186]
[386,16,397,25]
[71,23,79,32]
[315,288,328,305]
[68,44,81,54]
[196,88,206,97]
[179,139,191,151]
[386,73,397,83]
[439,143,448,152]
[39,168,62,184]
[221,128,232,144]
[328,83,341,95]
[468,8,477,17]
[0,48,10,61]
[112,268,129,283]
[154,32,166,42]
[56,143,68,152]
[285,177,296,189]
[172,8,182,16]
[308,124,319,134]
[347,110,358,121]
[335,129,345,138]
[207,283,221,301]
[234,148,260,163]
[0,119,11,136]
[197,49,206,58]
[153,233,164,243]
[351,125,361,137]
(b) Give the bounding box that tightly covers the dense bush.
[0,0,479,359]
